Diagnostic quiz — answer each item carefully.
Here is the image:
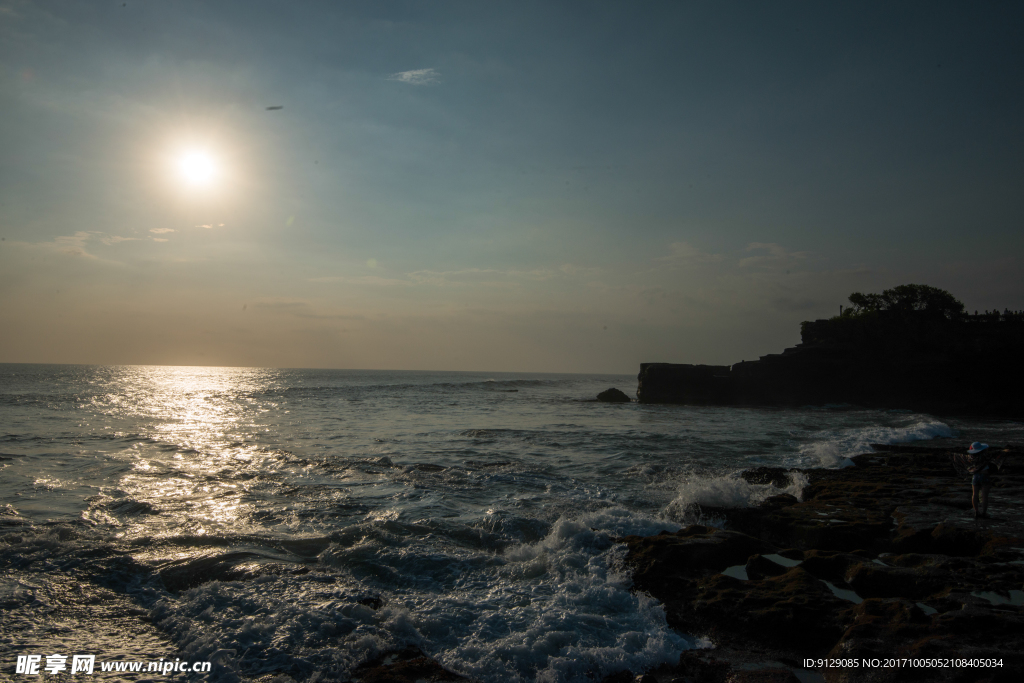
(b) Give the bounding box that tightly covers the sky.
[1,1,1022,373]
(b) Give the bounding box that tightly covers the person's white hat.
[968,442,989,455]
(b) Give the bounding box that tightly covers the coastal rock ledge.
[610,446,1023,683]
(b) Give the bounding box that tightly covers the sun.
[176,149,219,187]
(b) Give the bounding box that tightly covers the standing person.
[968,442,1007,519]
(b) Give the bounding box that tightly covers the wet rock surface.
[611,447,1024,682]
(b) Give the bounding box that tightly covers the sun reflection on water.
[87,366,285,539]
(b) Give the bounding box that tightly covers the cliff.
[637,312,1024,416]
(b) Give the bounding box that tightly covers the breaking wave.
[798,418,954,467]
[661,471,809,524]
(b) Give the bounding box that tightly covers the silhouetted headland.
[637,285,1024,416]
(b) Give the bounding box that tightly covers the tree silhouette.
[846,284,964,320]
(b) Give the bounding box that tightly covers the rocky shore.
[608,445,1024,683]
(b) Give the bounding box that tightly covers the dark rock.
[828,597,1024,682]
[708,492,892,552]
[599,671,634,683]
[686,567,850,652]
[743,553,789,580]
[797,550,862,583]
[597,387,631,402]
[617,447,1024,678]
[844,561,949,600]
[928,522,988,556]
[676,651,731,683]
[741,467,798,488]
[619,525,776,587]
[349,647,468,682]
[357,596,384,609]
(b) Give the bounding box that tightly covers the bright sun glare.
[177,150,218,186]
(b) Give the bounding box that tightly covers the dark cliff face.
[637,316,1024,416]
[635,363,734,405]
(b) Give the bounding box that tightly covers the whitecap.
[661,470,808,522]
[798,418,954,467]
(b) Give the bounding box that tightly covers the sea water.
[1,364,1020,682]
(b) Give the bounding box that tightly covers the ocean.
[2,364,1021,682]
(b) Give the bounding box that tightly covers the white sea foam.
[661,471,808,523]
[797,418,954,468]
[147,508,693,683]
[438,508,693,682]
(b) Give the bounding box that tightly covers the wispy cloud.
[53,231,95,257]
[309,265,598,289]
[100,235,138,245]
[739,242,809,268]
[253,299,310,311]
[657,242,724,264]
[407,267,554,286]
[308,275,411,287]
[196,223,224,229]
[558,263,603,278]
[47,231,137,255]
[248,299,365,321]
[389,68,440,85]
[149,228,174,234]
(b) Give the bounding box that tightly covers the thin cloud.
[558,263,603,278]
[253,299,310,310]
[150,228,175,234]
[195,223,225,229]
[407,267,553,286]
[310,265,595,289]
[53,231,95,257]
[98,234,138,245]
[739,242,809,268]
[389,68,440,85]
[309,275,411,287]
[47,231,137,255]
[657,242,724,264]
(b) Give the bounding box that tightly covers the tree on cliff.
[802,284,966,348]
[845,284,965,320]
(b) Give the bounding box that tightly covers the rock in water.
[597,387,631,402]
